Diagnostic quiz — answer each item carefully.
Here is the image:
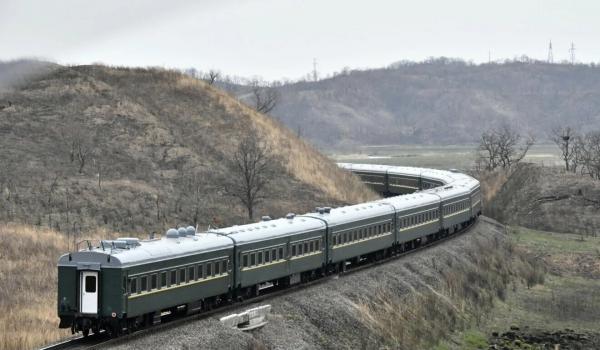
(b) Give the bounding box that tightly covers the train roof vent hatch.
[261,216,271,221]
[318,208,325,214]
[286,213,296,220]
[323,207,331,214]
[117,237,140,247]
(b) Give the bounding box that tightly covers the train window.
[298,243,303,255]
[304,242,309,253]
[310,241,314,252]
[223,260,228,273]
[265,250,270,263]
[215,262,220,275]
[353,231,357,241]
[387,223,391,232]
[188,266,195,281]
[206,263,212,277]
[179,269,185,284]
[272,249,277,261]
[151,274,157,290]
[258,252,263,264]
[315,240,320,251]
[368,227,372,236]
[128,278,136,294]
[161,272,167,287]
[140,276,147,292]
[243,254,248,268]
[170,270,176,285]
[251,253,256,266]
[198,264,203,279]
[292,245,296,256]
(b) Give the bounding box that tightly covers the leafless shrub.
[476,125,535,171]
[204,69,220,85]
[250,79,279,114]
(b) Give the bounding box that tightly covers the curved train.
[57,164,481,336]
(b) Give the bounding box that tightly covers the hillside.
[0,64,374,233]
[244,60,600,148]
[488,163,600,235]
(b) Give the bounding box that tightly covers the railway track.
[40,218,481,350]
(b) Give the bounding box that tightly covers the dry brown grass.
[354,232,545,349]
[0,223,119,350]
[174,73,377,205]
[472,169,511,215]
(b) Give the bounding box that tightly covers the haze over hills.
[0,62,374,233]
[249,59,600,149]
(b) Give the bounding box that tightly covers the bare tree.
[205,69,220,85]
[550,126,576,171]
[250,79,279,114]
[65,126,91,174]
[223,131,276,220]
[578,131,600,179]
[477,125,535,171]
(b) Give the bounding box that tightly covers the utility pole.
[312,58,318,82]
[569,42,576,64]
[547,40,553,63]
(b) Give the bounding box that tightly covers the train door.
[80,271,98,314]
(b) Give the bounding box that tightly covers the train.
[57,164,481,336]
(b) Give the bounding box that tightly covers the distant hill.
[0,64,374,233]
[248,60,600,149]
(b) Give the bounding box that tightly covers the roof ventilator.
[323,207,331,214]
[177,227,187,237]
[286,213,295,220]
[261,216,271,221]
[186,226,196,236]
[166,228,179,238]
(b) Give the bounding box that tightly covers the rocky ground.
[488,327,600,350]
[102,217,541,350]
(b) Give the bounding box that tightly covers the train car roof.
[337,163,391,174]
[377,192,440,210]
[58,233,234,268]
[302,201,395,226]
[211,216,326,244]
[422,179,476,200]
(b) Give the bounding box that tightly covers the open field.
[330,144,562,170]
[438,226,600,349]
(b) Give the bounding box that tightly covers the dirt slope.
[0,64,374,233]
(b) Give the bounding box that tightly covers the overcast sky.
[1,0,599,80]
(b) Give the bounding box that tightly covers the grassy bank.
[439,226,600,349]
[355,220,544,349]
